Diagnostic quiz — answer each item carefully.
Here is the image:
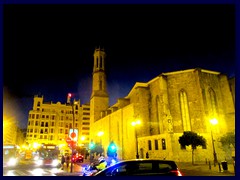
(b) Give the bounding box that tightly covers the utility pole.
[68,93,75,173]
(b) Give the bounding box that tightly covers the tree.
[89,142,104,156]
[219,132,235,148]
[219,132,235,159]
[178,131,206,165]
[75,146,88,158]
[95,143,104,156]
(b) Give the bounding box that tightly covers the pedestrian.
[66,155,70,168]
[61,155,65,170]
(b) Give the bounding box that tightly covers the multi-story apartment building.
[26,95,90,153]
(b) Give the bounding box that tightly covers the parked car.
[71,153,84,163]
[92,159,183,176]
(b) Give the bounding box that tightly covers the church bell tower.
[90,47,109,123]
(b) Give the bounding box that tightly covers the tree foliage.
[178,131,207,164]
[179,131,206,149]
[89,142,104,156]
[75,146,88,155]
[219,132,235,148]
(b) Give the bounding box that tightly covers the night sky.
[3,4,236,129]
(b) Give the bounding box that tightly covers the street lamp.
[97,131,104,156]
[68,93,78,173]
[97,131,104,144]
[210,118,218,166]
[79,136,86,149]
[97,131,104,137]
[131,120,141,159]
[80,136,85,141]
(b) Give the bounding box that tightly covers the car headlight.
[8,158,17,166]
[52,159,59,166]
[36,159,43,166]
[34,156,39,161]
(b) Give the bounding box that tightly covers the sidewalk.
[177,161,235,176]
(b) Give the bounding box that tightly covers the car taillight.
[170,170,182,176]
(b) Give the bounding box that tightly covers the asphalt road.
[4,159,235,176]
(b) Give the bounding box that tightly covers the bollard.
[209,161,211,170]
[218,163,222,172]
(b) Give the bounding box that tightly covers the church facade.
[90,47,235,162]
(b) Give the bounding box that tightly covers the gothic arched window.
[99,76,102,90]
[96,57,99,68]
[209,88,218,118]
[179,89,191,131]
[100,56,103,68]
[156,95,161,134]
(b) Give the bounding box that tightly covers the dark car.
[71,153,84,163]
[92,159,183,176]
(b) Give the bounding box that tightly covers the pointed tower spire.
[90,47,109,122]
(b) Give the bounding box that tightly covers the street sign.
[66,137,71,143]
[69,129,78,141]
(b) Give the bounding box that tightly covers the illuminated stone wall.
[91,68,235,162]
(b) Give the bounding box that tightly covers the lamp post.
[97,131,104,144]
[68,93,77,173]
[131,120,141,159]
[80,136,86,146]
[97,131,104,156]
[210,118,218,166]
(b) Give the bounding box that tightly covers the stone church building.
[90,47,235,163]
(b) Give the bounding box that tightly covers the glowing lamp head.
[210,118,218,125]
[89,142,95,149]
[131,120,141,126]
[110,145,116,151]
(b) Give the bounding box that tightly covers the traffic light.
[107,141,117,158]
[110,144,116,152]
[89,142,95,150]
